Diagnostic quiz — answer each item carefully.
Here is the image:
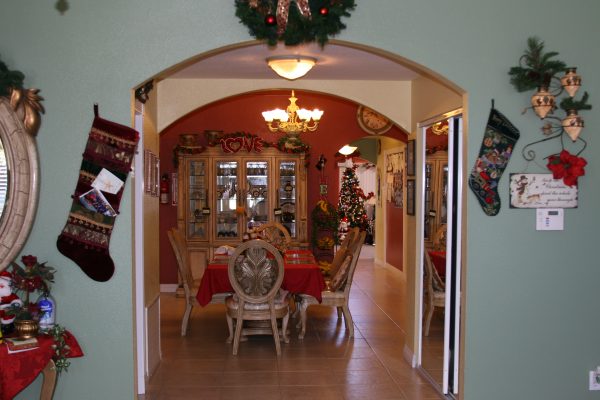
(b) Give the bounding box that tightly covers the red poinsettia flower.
[21,255,38,268]
[547,150,587,187]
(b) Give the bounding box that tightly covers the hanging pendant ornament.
[320,7,329,15]
[277,0,312,36]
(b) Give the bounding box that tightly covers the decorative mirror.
[0,89,43,271]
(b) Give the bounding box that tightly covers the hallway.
[143,246,441,399]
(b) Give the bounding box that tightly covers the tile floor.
[141,246,444,400]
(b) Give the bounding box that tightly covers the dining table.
[196,248,326,306]
[428,250,447,280]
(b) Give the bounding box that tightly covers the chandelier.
[262,91,323,137]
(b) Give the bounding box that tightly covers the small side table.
[0,331,83,400]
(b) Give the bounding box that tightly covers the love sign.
[220,135,264,153]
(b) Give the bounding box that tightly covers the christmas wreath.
[235,0,356,46]
[274,135,310,154]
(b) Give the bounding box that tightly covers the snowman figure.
[338,217,349,242]
[0,271,23,334]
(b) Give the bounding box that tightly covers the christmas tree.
[337,166,371,238]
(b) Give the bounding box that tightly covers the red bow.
[277,0,312,35]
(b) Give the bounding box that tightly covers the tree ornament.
[235,0,356,46]
[265,13,276,26]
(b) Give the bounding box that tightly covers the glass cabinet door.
[186,159,208,240]
[245,160,269,230]
[215,160,239,239]
[278,160,297,238]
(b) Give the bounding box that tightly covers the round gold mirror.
[0,96,40,271]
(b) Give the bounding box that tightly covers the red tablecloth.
[428,250,447,279]
[197,249,326,306]
[0,331,83,400]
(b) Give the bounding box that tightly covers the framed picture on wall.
[406,178,415,215]
[406,140,415,176]
[144,150,152,193]
[150,153,159,197]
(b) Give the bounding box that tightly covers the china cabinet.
[177,147,307,277]
[424,151,448,246]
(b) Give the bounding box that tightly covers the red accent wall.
[386,202,404,270]
[159,90,407,284]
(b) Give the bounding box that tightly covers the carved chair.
[296,231,366,339]
[225,239,290,355]
[423,250,446,336]
[327,227,359,278]
[253,222,291,252]
[432,223,447,251]
[167,227,230,336]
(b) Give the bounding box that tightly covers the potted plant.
[9,255,55,336]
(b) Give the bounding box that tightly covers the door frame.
[416,108,463,396]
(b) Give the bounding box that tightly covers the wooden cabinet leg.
[40,359,57,400]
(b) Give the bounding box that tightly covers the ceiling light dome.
[267,56,316,80]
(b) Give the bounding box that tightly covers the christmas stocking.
[468,107,520,216]
[57,106,139,282]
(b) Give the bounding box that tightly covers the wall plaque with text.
[509,173,578,208]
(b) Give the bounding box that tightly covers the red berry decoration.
[265,14,276,26]
[319,7,329,16]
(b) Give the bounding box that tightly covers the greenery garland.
[235,0,356,46]
[310,200,339,247]
[49,324,72,374]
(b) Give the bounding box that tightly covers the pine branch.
[560,91,592,112]
[508,37,567,92]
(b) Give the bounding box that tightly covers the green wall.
[2,1,599,399]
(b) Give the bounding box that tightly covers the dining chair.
[297,230,366,339]
[327,227,359,278]
[432,223,447,251]
[253,222,291,252]
[167,227,230,336]
[423,250,446,336]
[225,239,290,356]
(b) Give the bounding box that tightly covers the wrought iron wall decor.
[509,37,591,164]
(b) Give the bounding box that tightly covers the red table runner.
[197,249,326,306]
[0,331,83,400]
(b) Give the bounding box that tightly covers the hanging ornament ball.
[319,7,329,16]
[265,14,276,26]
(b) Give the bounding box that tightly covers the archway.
[132,39,465,396]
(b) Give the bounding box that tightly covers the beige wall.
[157,78,413,133]
[411,76,462,131]
[143,90,161,307]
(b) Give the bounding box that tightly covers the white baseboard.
[403,344,417,368]
[160,284,178,293]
